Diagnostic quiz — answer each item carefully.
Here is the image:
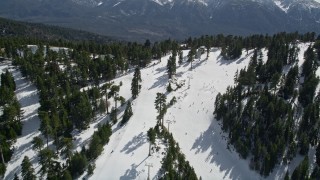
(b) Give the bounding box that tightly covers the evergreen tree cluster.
[29,122,112,179]
[152,91,198,179]
[184,32,315,55]
[283,141,320,179]
[120,101,133,126]
[147,123,198,180]
[21,156,36,180]
[214,34,320,176]
[182,32,316,61]
[0,70,22,177]
[150,124,198,180]
[159,131,198,180]
[86,123,112,160]
[167,54,177,79]
[70,122,111,178]
[155,93,167,127]
[220,37,243,60]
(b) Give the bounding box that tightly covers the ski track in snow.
[1,42,317,180]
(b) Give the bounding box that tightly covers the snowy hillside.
[70,47,262,179]
[88,43,318,179]
[1,41,318,179]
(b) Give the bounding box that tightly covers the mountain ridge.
[0,0,319,41]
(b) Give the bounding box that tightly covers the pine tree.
[69,92,93,130]
[311,166,320,179]
[205,37,211,59]
[60,137,73,160]
[87,134,103,160]
[31,136,44,153]
[131,67,142,99]
[154,93,167,127]
[103,82,112,114]
[167,55,176,79]
[110,109,117,124]
[291,156,309,180]
[62,170,72,180]
[121,101,133,126]
[51,112,60,151]
[21,156,36,180]
[38,148,57,176]
[302,46,316,77]
[0,162,5,177]
[178,50,183,65]
[87,164,95,176]
[69,152,88,178]
[187,47,196,70]
[284,171,290,180]
[167,83,173,92]
[110,85,120,109]
[147,128,156,156]
[283,65,299,99]
[38,112,52,148]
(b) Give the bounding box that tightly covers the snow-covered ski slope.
[1,42,316,179]
[91,43,315,180]
[89,47,263,179]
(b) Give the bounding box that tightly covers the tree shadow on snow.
[148,73,168,90]
[191,58,208,70]
[18,90,39,109]
[12,69,40,108]
[119,164,140,180]
[119,155,149,180]
[154,66,167,75]
[217,50,254,66]
[217,56,237,66]
[12,69,28,90]
[120,132,147,154]
[191,119,249,180]
[14,80,32,94]
[21,111,40,136]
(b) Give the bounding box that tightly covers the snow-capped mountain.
[72,0,104,7]
[0,0,319,40]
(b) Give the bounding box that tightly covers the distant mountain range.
[0,0,320,41]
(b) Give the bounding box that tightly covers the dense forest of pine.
[0,70,22,176]
[0,30,319,179]
[0,17,112,43]
[214,34,320,178]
